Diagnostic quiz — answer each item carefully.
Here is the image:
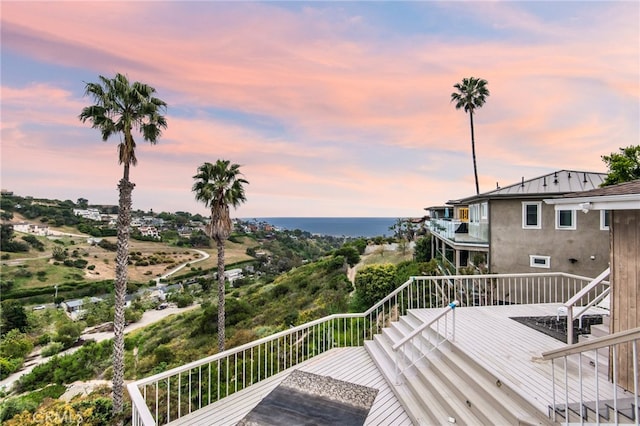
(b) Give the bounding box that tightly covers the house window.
[481,202,488,220]
[522,202,541,229]
[556,209,576,230]
[459,208,469,222]
[600,210,610,230]
[530,255,550,269]
[469,204,480,223]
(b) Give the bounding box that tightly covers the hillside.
[0,214,256,304]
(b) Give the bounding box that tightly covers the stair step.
[370,311,558,425]
[372,332,483,425]
[442,344,548,424]
[365,338,441,425]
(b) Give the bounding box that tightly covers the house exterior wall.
[489,199,609,277]
[610,209,639,391]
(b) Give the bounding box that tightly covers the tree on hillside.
[1,300,28,334]
[601,145,640,186]
[192,160,248,352]
[79,72,167,422]
[451,77,490,195]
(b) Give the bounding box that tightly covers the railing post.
[566,307,574,345]
[449,300,459,342]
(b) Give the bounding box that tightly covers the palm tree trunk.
[113,177,134,425]
[469,111,480,195]
[217,240,226,352]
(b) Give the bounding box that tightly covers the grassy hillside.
[0,216,256,303]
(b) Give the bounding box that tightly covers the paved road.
[0,303,200,393]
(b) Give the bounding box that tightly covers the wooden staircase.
[364,310,552,425]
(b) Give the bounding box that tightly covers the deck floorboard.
[169,347,411,426]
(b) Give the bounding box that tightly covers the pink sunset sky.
[1,1,638,218]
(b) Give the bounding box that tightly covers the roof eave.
[544,193,640,211]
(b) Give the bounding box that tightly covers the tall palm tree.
[79,73,167,422]
[451,77,490,195]
[192,160,248,352]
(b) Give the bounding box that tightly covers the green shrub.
[171,293,194,308]
[41,342,64,357]
[271,284,290,298]
[0,357,22,380]
[154,345,174,364]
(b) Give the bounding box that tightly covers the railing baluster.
[613,344,618,424]
[633,340,638,426]
[563,357,569,426]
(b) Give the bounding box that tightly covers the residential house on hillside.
[427,170,609,277]
[12,222,50,236]
[61,297,103,320]
[545,179,640,391]
[73,208,102,221]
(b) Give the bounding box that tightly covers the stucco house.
[427,170,609,277]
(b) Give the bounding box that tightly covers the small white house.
[224,268,244,283]
[61,297,102,320]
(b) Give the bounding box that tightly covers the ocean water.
[249,217,399,238]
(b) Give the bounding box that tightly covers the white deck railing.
[562,267,611,345]
[542,327,640,425]
[428,218,462,240]
[393,300,459,384]
[128,272,601,425]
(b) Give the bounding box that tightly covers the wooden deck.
[169,303,618,425]
[411,303,615,414]
[169,346,412,425]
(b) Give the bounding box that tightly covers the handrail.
[541,326,640,360]
[564,267,610,308]
[393,301,459,385]
[131,312,363,386]
[574,287,610,329]
[392,301,459,351]
[563,267,610,344]
[542,327,639,424]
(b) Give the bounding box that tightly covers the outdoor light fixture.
[579,202,592,213]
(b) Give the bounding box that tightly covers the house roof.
[544,179,640,211]
[449,170,606,205]
[562,179,640,198]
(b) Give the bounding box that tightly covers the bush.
[98,239,117,252]
[271,284,290,298]
[0,394,39,422]
[171,293,194,308]
[0,357,22,380]
[41,342,64,357]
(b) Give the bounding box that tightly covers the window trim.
[481,202,488,220]
[530,255,551,269]
[600,210,610,231]
[522,202,542,229]
[555,209,576,230]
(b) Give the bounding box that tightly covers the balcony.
[128,271,640,425]
[428,218,488,245]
